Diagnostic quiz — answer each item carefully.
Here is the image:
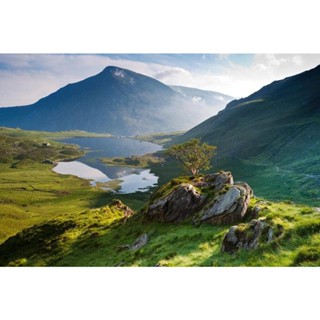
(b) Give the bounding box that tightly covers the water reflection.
[54,137,161,193]
[53,161,110,186]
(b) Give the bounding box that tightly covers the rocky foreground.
[145,171,276,253]
[0,171,319,266]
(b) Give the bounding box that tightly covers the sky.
[0,53,320,107]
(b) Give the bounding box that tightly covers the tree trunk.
[191,168,198,176]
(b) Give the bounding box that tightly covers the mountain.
[0,66,233,136]
[170,85,233,115]
[175,65,320,204]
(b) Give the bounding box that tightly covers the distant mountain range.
[176,64,320,203]
[0,66,233,136]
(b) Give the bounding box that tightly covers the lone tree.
[165,138,217,176]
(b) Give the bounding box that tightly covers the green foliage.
[165,139,216,176]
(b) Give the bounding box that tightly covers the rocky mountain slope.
[0,67,233,136]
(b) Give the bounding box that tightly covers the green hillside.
[0,127,319,266]
[176,65,320,205]
[0,186,319,267]
[0,128,149,243]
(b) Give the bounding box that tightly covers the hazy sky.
[0,54,320,107]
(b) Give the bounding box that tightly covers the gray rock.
[221,218,271,253]
[145,171,252,225]
[146,184,204,222]
[205,171,234,191]
[201,184,252,225]
[130,233,148,250]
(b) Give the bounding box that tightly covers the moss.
[294,219,320,236]
[294,246,320,265]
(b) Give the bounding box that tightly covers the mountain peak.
[101,66,133,77]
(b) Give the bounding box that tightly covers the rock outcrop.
[221,218,273,253]
[146,184,204,222]
[145,171,252,225]
[201,183,252,225]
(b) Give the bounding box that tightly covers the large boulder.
[221,218,273,253]
[145,171,253,225]
[146,183,205,222]
[200,183,252,225]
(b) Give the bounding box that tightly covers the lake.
[53,137,162,193]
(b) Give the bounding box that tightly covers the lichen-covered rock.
[146,184,204,222]
[145,171,252,225]
[205,171,234,190]
[200,183,252,225]
[221,218,272,253]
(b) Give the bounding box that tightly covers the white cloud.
[154,67,192,84]
[192,96,202,102]
[113,69,125,78]
[254,63,268,71]
[292,55,303,66]
[0,54,320,106]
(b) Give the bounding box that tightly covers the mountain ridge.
[0,66,233,136]
[173,64,320,203]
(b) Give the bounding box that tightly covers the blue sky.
[0,54,320,107]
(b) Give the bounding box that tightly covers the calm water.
[53,137,162,193]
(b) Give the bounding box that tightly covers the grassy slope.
[0,197,319,266]
[0,128,149,243]
[1,127,319,266]
[173,66,320,206]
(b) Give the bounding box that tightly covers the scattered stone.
[267,228,273,242]
[221,218,272,253]
[42,159,56,165]
[118,233,149,251]
[130,233,148,250]
[246,205,261,219]
[112,199,134,221]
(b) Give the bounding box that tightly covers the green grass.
[101,153,164,168]
[0,126,112,139]
[1,127,320,266]
[1,197,319,266]
[0,129,151,244]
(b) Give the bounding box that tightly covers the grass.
[0,128,151,244]
[0,126,112,139]
[1,196,319,266]
[1,127,320,266]
[101,153,164,168]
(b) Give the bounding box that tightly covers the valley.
[0,60,320,267]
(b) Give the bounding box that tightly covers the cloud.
[292,55,303,66]
[0,54,175,106]
[154,67,192,83]
[0,54,320,106]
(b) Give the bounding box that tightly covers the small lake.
[53,137,162,194]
